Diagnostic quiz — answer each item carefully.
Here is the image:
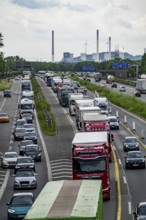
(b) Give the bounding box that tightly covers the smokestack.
[52,30,54,62]
[94,29,99,62]
[109,36,111,60]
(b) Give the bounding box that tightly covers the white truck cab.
[94,97,109,115]
[68,93,84,116]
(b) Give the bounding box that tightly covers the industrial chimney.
[52,30,54,62]
[109,36,111,60]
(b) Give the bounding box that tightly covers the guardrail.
[42,108,52,127]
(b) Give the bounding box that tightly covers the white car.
[119,86,126,92]
[1,152,18,168]
[23,124,35,132]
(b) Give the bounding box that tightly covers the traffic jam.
[0,71,146,220]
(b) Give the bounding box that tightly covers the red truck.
[80,113,114,162]
[72,131,111,200]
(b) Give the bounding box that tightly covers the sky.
[0,0,146,62]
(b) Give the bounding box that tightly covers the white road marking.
[0,99,6,112]
[128,201,132,214]
[118,159,122,165]
[123,176,127,184]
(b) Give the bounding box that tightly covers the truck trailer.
[136,79,146,94]
[72,132,111,200]
[24,180,103,220]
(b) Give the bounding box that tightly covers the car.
[0,113,9,123]
[133,90,141,97]
[119,85,126,92]
[6,192,34,220]
[14,156,35,173]
[24,144,42,161]
[23,123,35,132]
[23,131,38,144]
[133,202,146,220]
[123,136,140,152]
[13,169,37,189]
[15,118,27,128]
[108,116,119,130]
[111,83,117,88]
[1,152,18,169]
[13,128,27,141]
[3,89,11,97]
[21,113,33,123]
[125,151,145,169]
[18,140,34,156]
[76,87,87,95]
[100,82,106,87]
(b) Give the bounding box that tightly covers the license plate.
[18,215,25,217]
[133,164,138,166]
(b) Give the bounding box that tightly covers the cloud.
[10,0,60,9]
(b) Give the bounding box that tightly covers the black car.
[134,90,141,97]
[21,113,33,123]
[123,136,140,152]
[3,90,11,97]
[23,131,37,144]
[14,156,35,173]
[133,202,146,220]
[13,128,27,141]
[24,144,42,161]
[18,140,34,155]
[125,151,145,169]
[111,83,117,88]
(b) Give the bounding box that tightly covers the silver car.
[1,152,18,168]
[13,169,37,189]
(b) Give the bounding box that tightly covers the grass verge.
[31,77,56,136]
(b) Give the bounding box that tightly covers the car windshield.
[138,205,146,215]
[16,129,26,133]
[109,118,117,122]
[17,158,33,163]
[25,146,39,152]
[16,120,26,125]
[0,113,7,117]
[5,154,17,158]
[11,195,33,206]
[125,138,137,143]
[16,170,34,177]
[24,124,34,128]
[128,152,142,158]
[20,141,33,146]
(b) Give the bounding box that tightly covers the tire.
[125,164,128,169]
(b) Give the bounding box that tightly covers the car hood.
[4,158,17,162]
[10,205,31,214]
[15,176,36,181]
[124,142,139,146]
[127,158,144,162]
[25,152,39,157]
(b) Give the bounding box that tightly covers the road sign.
[112,62,130,69]
[82,66,94,71]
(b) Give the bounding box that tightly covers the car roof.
[108,116,117,119]
[13,192,33,197]
[4,151,18,155]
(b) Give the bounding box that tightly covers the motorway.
[0,77,146,219]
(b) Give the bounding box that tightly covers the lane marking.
[128,202,132,214]
[0,99,6,112]
[123,176,127,184]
